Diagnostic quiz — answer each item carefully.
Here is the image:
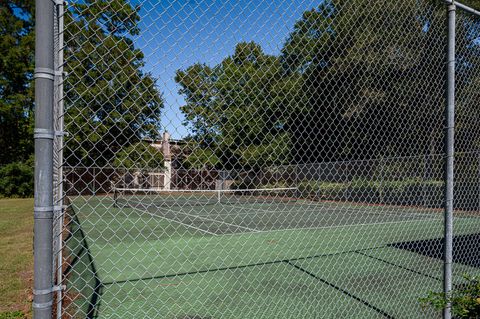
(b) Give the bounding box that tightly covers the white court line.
[125,204,442,237]
[125,205,218,236]
[213,203,352,216]
[170,207,260,232]
[206,203,438,220]
[220,215,444,236]
[132,203,259,233]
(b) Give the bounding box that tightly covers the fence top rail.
[445,0,480,16]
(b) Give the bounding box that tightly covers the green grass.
[0,311,25,319]
[0,198,33,319]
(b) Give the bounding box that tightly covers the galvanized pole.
[33,0,55,318]
[444,3,456,319]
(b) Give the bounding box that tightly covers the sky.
[131,0,320,139]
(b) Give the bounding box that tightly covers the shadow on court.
[389,232,480,268]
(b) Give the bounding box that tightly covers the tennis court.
[64,191,480,319]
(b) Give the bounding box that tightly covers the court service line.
[167,207,260,232]
[222,203,438,220]
[217,208,438,220]
[223,217,443,236]
[207,204,442,224]
[126,205,218,236]
[212,203,368,216]
[130,202,260,233]
[199,206,309,217]
[217,204,323,216]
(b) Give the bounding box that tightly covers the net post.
[379,156,385,204]
[113,187,118,208]
[444,3,456,319]
[217,189,221,204]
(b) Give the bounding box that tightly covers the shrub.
[420,274,480,318]
[0,311,25,319]
[297,180,347,200]
[295,178,444,206]
[0,156,34,198]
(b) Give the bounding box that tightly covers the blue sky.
[132,0,320,139]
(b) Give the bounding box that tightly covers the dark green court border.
[63,205,104,319]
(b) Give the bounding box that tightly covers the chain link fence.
[33,0,480,318]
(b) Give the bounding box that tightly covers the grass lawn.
[0,198,33,319]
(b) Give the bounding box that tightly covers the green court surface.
[64,196,480,319]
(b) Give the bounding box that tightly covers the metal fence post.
[444,3,456,319]
[54,1,65,317]
[33,0,55,318]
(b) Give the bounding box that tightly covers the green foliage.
[298,180,348,200]
[283,0,450,162]
[238,133,292,168]
[0,0,35,165]
[176,41,296,169]
[296,178,443,204]
[176,1,471,168]
[463,0,480,9]
[183,147,221,170]
[420,275,480,318]
[113,142,164,170]
[0,156,34,198]
[0,311,25,319]
[64,0,163,166]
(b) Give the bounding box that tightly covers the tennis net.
[113,187,299,209]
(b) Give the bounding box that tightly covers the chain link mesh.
[53,2,65,317]
[452,6,480,294]
[50,0,480,318]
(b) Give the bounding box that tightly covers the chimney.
[162,131,171,161]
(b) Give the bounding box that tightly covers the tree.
[176,0,480,171]
[176,42,294,170]
[281,0,448,163]
[0,155,34,197]
[182,143,221,170]
[113,142,164,170]
[63,0,163,167]
[0,0,35,165]
[455,13,480,155]
[464,0,480,9]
